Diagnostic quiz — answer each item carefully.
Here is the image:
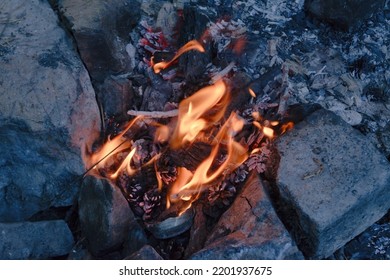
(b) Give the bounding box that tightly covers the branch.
[127,109,179,118]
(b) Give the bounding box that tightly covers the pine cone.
[140,189,162,221]
[117,173,145,217]
[158,166,178,185]
[208,182,236,207]
[230,165,248,183]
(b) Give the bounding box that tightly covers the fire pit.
[1,0,389,260]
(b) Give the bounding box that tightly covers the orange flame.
[168,112,247,206]
[83,116,142,178]
[170,80,229,149]
[153,40,205,74]
[84,29,294,216]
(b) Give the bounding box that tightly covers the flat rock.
[0,220,74,259]
[0,0,100,222]
[78,176,134,256]
[276,109,390,259]
[191,173,303,260]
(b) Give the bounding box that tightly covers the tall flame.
[169,112,247,208]
[170,80,229,149]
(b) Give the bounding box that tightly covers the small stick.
[127,109,179,118]
[211,62,236,82]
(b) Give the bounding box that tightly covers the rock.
[276,109,390,259]
[125,245,163,260]
[0,220,74,259]
[122,220,149,257]
[98,75,135,121]
[378,124,390,159]
[305,0,386,30]
[334,222,390,260]
[156,2,179,44]
[58,0,142,82]
[190,173,303,260]
[78,176,134,256]
[67,242,94,260]
[0,0,100,222]
[333,109,363,126]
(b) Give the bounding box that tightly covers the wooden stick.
[127,109,179,118]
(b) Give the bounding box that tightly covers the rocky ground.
[0,0,389,259]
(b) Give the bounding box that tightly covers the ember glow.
[83,38,288,216]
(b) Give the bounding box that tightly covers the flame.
[83,116,142,177]
[263,127,274,138]
[169,112,247,206]
[110,147,137,179]
[280,121,294,134]
[84,30,294,217]
[170,80,229,149]
[152,40,205,74]
[248,88,256,98]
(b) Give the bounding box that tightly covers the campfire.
[81,20,294,258]
[2,0,389,262]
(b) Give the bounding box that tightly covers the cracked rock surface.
[191,173,303,260]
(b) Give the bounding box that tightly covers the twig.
[211,62,236,82]
[127,109,179,118]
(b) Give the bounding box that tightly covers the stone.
[0,220,74,259]
[78,176,134,256]
[378,124,390,159]
[276,109,390,259]
[0,0,100,222]
[67,242,94,260]
[334,222,390,260]
[190,173,303,260]
[98,75,135,121]
[156,2,179,44]
[58,0,142,83]
[305,0,386,30]
[122,220,149,257]
[125,245,163,260]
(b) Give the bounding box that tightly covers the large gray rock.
[191,173,303,260]
[58,0,141,83]
[78,176,134,256]
[0,220,74,259]
[0,0,100,222]
[305,0,386,30]
[276,109,390,259]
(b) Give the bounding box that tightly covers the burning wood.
[83,18,293,241]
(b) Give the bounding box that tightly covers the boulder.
[276,109,390,258]
[191,173,303,260]
[0,0,100,222]
[58,0,142,83]
[78,176,134,256]
[0,220,74,259]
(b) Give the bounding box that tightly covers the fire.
[84,36,292,217]
[170,80,229,149]
[152,40,205,74]
[169,112,247,210]
[83,116,142,178]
